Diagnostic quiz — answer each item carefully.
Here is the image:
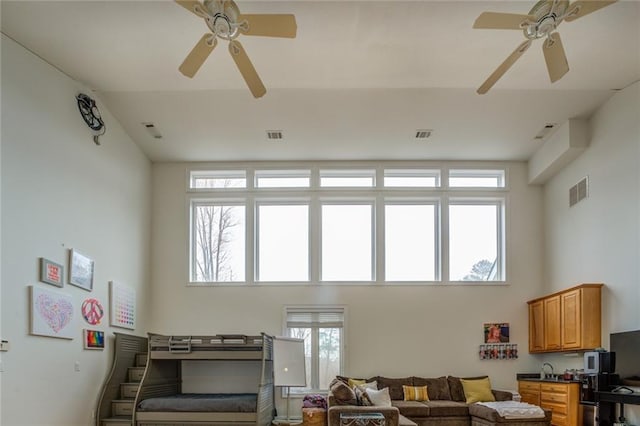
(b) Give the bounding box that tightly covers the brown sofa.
[327,376,550,426]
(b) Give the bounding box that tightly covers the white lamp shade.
[273,336,307,387]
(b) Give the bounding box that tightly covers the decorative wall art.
[83,329,105,350]
[30,286,77,339]
[484,322,510,343]
[39,257,64,287]
[69,249,94,291]
[479,344,518,360]
[109,281,136,330]
[81,298,104,325]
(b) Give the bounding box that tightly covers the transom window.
[188,164,507,284]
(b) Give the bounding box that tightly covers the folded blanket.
[476,401,546,419]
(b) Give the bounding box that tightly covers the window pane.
[258,205,309,281]
[288,328,312,392]
[385,204,436,281]
[322,204,372,281]
[255,170,310,188]
[190,171,246,189]
[449,170,505,188]
[320,170,375,187]
[384,169,440,187]
[193,205,245,281]
[319,328,341,389]
[449,204,499,281]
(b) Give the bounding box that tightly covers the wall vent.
[266,130,283,140]
[569,176,588,207]
[142,122,162,139]
[415,129,432,139]
[534,123,557,140]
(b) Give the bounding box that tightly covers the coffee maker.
[579,351,619,426]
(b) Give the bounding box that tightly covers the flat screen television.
[610,329,640,383]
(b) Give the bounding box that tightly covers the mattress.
[137,393,258,412]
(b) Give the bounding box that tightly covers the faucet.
[542,363,554,379]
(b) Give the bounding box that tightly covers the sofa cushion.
[329,378,357,405]
[423,400,470,417]
[412,376,452,401]
[461,377,496,404]
[447,376,488,402]
[402,385,429,401]
[376,377,413,401]
[392,400,430,417]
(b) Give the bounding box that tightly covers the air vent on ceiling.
[266,130,283,140]
[569,176,588,207]
[415,129,433,140]
[142,122,163,139]
[534,123,557,140]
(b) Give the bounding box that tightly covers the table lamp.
[273,336,307,422]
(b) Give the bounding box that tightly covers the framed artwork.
[40,257,64,287]
[81,298,105,325]
[109,281,136,330]
[30,286,77,339]
[69,249,94,291]
[484,322,510,343]
[83,329,105,350]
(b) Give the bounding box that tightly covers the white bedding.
[476,401,546,419]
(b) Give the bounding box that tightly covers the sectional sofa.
[327,375,551,426]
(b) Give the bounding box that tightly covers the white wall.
[1,35,152,426]
[542,82,640,421]
[150,159,545,414]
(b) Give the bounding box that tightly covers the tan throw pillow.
[403,385,430,401]
[460,377,496,404]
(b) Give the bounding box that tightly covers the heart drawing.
[36,293,74,333]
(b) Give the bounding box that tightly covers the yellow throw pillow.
[348,378,366,388]
[403,385,430,401]
[460,377,496,404]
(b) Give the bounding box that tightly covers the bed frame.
[133,333,274,426]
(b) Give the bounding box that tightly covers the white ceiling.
[2,0,639,162]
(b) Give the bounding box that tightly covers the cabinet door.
[544,295,561,350]
[529,300,545,352]
[561,289,582,349]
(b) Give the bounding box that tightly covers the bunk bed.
[134,333,274,426]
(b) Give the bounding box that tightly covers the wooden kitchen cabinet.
[518,381,581,426]
[527,283,603,353]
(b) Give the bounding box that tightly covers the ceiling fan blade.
[229,40,266,98]
[564,0,618,22]
[179,34,217,78]
[473,12,535,30]
[175,0,206,17]
[477,39,532,94]
[543,32,569,83]
[238,14,297,38]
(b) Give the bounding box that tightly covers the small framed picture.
[83,329,105,350]
[69,249,94,291]
[484,322,510,343]
[40,258,64,287]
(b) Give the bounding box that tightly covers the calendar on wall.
[109,281,136,330]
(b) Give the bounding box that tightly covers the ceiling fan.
[473,0,617,94]
[175,0,297,98]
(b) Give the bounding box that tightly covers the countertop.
[516,373,582,384]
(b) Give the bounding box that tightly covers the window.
[188,164,507,285]
[384,169,440,187]
[321,203,373,281]
[448,201,503,281]
[385,203,437,281]
[257,204,309,281]
[449,169,505,188]
[320,169,375,187]
[190,170,246,189]
[285,307,344,393]
[191,202,245,282]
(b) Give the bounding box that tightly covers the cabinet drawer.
[550,411,567,426]
[541,391,568,405]
[540,400,567,415]
[519,381,541,392]
[541,383,568,393]
[520,391,540,406]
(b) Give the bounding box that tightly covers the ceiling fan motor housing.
[523,0,569,39]
[203,0,241,39]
